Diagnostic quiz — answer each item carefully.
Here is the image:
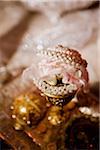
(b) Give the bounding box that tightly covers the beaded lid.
[23,45,89,102]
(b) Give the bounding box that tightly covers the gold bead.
[12,114,16,119]
[10,106,14,110]
[23,117,26,120]
[27,120,31,125]
[19,106,27,114]
[14,123,22,130]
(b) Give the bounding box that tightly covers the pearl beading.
[37,45,87,69]
[38,80,77,96]
[34,45,88,100]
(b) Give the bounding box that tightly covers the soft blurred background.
[0,0,99,149]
